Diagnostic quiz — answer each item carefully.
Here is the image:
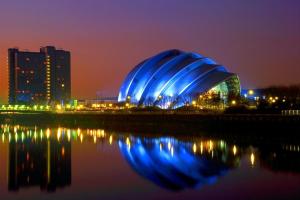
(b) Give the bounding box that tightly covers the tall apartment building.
[8,46,71,104]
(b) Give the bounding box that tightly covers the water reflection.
[118,138,239,190]
[1,125,71,192]
[0,124,300,193]
[8,139,71,192]
[259,144,300,174]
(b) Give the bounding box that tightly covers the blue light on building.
[118,49,240,108]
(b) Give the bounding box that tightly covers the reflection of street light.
[193,143,197,153]
[250,153,255,166]
[233,145,237,155]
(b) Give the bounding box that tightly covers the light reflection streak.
[0,123,300,177]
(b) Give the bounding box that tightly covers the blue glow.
[118,137,236,191]
[118,49,240,108]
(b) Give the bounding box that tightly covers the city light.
[109,135,113,145]
[56,104,62,110]
[193,143,197,153]
[248,90,254,95]
[233,145,237,155]
[250,153,255,166]
[1,2,299,199]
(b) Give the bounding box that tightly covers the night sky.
[0,0,299,102]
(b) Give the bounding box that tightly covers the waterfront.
[0,124,300,200]
[1,112,299,137]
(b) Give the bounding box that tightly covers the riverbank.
[0,112,299,137]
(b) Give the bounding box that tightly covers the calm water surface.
[0,124,300,200]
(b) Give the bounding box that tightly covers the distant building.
[8,46,71,104]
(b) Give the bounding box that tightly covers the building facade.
[118,49,240,109]
[8,46,71,104]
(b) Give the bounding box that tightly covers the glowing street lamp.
[166,102,171,107]
[248,90,254,95]
[56,104,62,110]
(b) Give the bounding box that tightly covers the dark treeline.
[257,84,300,111]
[257,84,300,99]
[226,84,300,114]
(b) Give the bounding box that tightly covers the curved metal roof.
[118,49,239,107]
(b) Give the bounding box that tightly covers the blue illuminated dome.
[118,49,240,108]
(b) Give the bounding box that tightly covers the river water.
[0,124,299,200]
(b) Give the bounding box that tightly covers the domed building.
[118,49,240,109]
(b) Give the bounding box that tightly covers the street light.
[248,90,254,95]
[231,100,236,105]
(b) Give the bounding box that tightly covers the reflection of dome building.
[118,49,240,108]
[119,137,238,191]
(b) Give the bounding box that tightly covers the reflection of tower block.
[8,138,71,192]
[46,139,71,191]
[8,140,47,191]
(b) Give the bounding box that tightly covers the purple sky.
[0,0,299,102]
